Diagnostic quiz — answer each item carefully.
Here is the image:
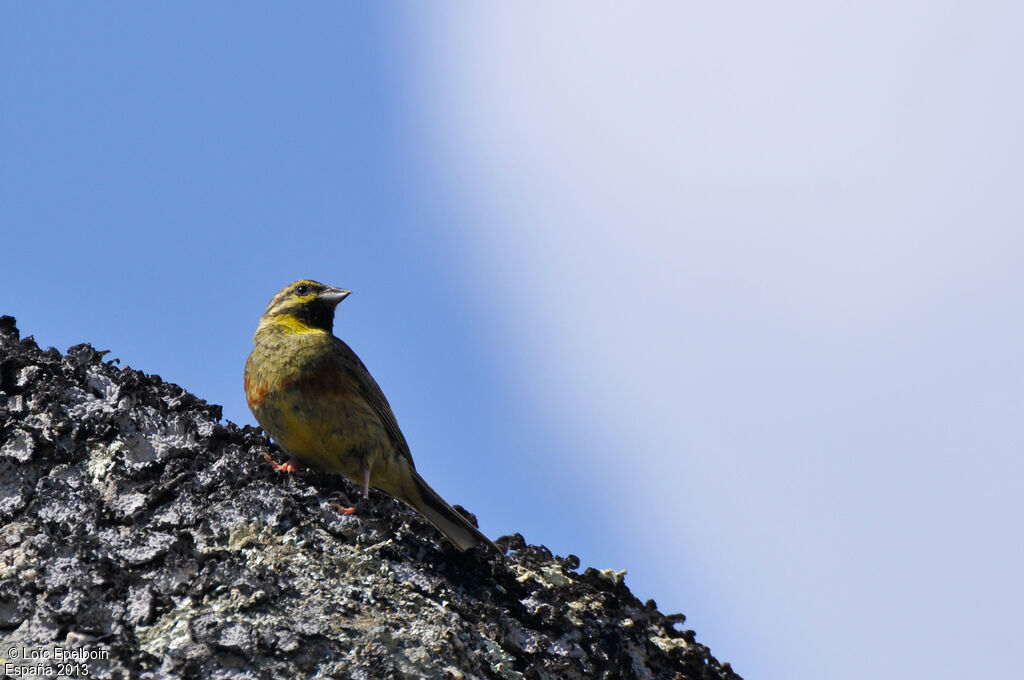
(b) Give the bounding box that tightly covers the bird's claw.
[262,451,303,473]
[327,490,357,515]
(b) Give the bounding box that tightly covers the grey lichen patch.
[132,414,197,460]
[96,526,178,565]
[0,459,36,519]
[111,489,149,517]
[86,368,120,402]
[126,585,155,626]
[0,428,34,462]
[123,432,159,465]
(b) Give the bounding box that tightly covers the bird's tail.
[403,469,498,553]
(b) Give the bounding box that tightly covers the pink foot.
[328,490,357,515]
[262,451,304,473]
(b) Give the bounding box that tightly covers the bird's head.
[259,280,351,334]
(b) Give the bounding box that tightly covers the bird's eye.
[295,285,309,296]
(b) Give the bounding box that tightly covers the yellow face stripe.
[264,280,325,313]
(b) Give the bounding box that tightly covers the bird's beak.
[319,287,351,305]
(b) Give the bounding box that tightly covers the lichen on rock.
[0,315,741,679]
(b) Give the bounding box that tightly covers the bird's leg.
[262,451,304,473]
[330,465,370,515]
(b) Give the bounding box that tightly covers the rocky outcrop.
[0,316,740,679]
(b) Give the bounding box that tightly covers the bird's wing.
[330,336,415,468]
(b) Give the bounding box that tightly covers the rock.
[0,315,740,679]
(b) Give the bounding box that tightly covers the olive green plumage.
[244,280,495,552]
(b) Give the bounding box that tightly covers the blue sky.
[3,4,1023,679]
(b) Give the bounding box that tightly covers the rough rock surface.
[0,316,741,679]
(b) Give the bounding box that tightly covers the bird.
[244,279,497,552]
